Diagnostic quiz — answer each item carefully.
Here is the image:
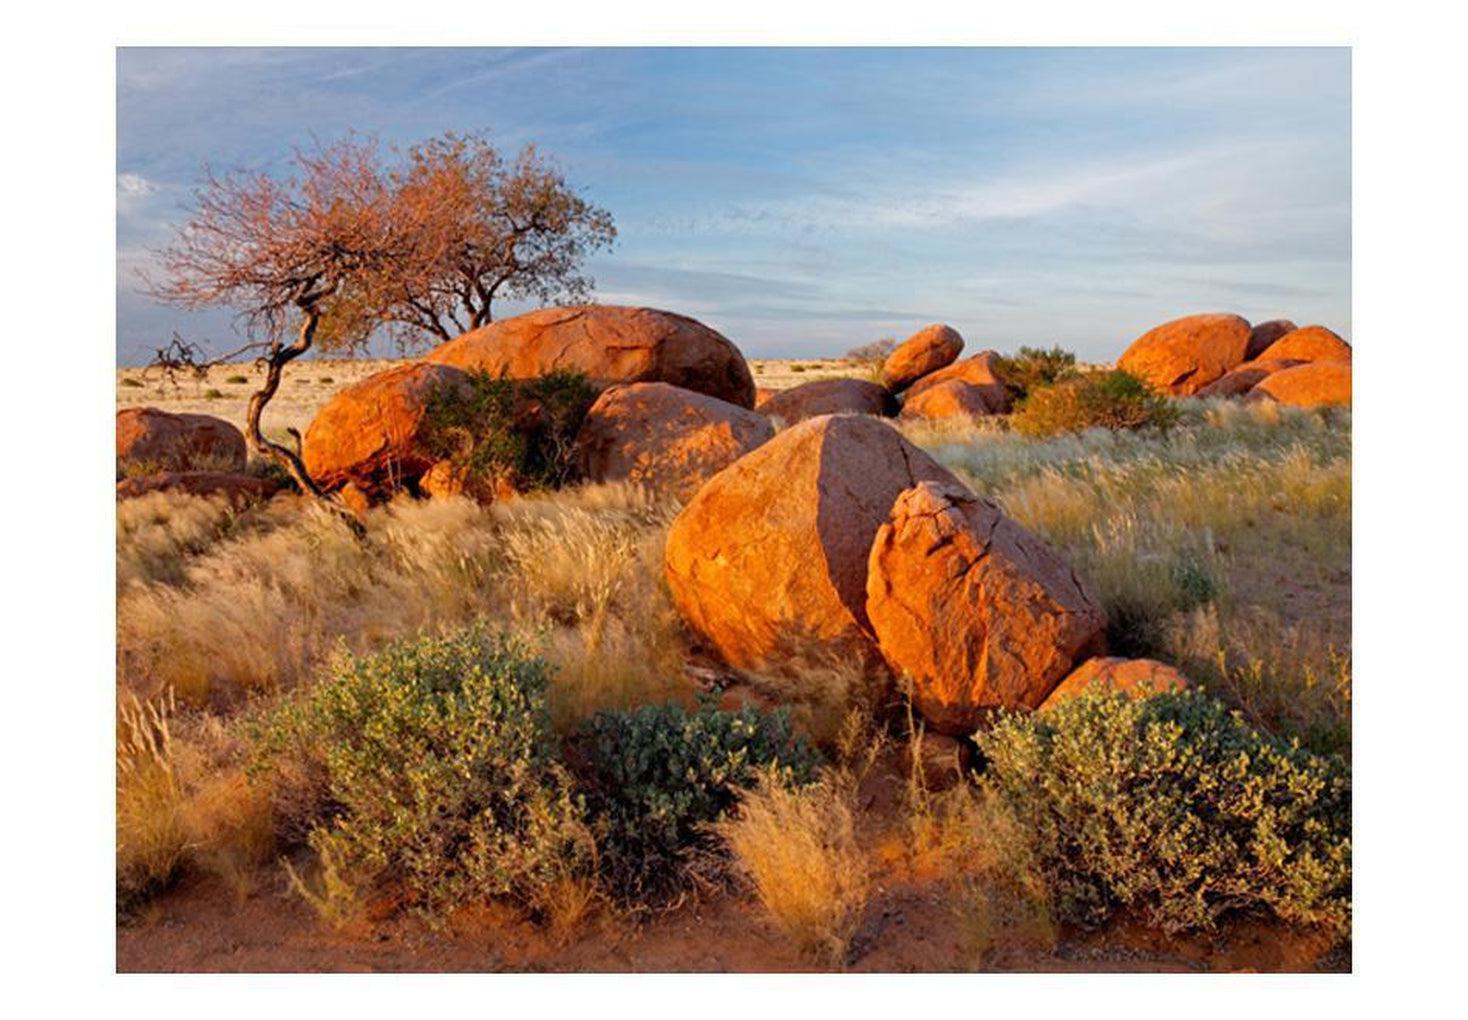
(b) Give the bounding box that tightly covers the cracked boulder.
[663,413,962,670]
[866,480,1107,735]
[425,304,757,408]
[1117,313,1251,396]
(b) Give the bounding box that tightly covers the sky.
[116,47,1350,365]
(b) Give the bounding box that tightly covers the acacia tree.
[149,130,615,520]
[150,138,403,520]
[368,133,617,343]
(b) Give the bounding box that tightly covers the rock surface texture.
[425,305,757,408]
[865,481,1107,735]
[663,414,962,670]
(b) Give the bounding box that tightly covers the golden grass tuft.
[117,691,188,905]
[715,771,872,965]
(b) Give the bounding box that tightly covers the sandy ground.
[115,357,869,440]
[117,751,1348,974]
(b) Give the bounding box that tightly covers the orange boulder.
[1194,357,1304,399]
[116,408,246,475]
[663,414,962,670]
[865,481,1107,735]
[1038,657,1190,711]
[573,382,774,501]
[1249,361,1352,408]
[1117,313,1251,395]
[302,362,473,502]
[905,350,1013,409]
[1245,319,1298,361]
[425,305,756,408]
[899,379,1009,420]
[758,377,897,425]
[881,324,964,392]
[1256,325,1352,364]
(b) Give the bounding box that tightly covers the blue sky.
[116,47,1350,365]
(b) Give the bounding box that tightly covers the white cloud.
[117,172,155,197]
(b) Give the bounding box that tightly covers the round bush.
[977,688,1350,935]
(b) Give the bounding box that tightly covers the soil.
[117,869,1347,974]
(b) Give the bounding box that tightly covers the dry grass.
[117,691,275,910]
[903,398,1351,747]
[716,771,872,965]
[117,482,687,716]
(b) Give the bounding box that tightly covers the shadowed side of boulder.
[573,382,774,500]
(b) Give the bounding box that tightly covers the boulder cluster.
[1117,313,1352,407]
[664,413,1115,735]
[756,322,1015,426]
[115,302,1238,733]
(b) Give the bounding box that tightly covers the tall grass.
[716,771,872,965]
[117,483,687,717]
[903,400,1351,748]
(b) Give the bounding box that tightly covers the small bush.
[994,345,1078,398]
[716,771,870,965]
[253,626,593,921]
[1012,370,1179,438]
[120,376,145,388]
[422,369,596,493]
[977,688,1351,936]
[575,700,820,901]
[318,376,335,384]
[226,374,249,385]
[790,364,808,373]
[203,388,225,400]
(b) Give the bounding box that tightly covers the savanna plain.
[115,340,1350,973]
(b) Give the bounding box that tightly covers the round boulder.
[899,379,1010,421]
[1194,357,1304,399]
[1117,313,1251,395]
[1256,325,1352,364]
[905,350,1013,410]
[758,378,897,425]
[425,305,757,409]
[1039,657,1190,711]
[117,408,246,475]
[664,414,962,670]
[574,382,774,501]
[1249,361,1352,408]
[302,362,473,501]
[865,481,1107,735]
[1245,319,1298,361]
[881,324,964,392]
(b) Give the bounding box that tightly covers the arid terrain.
[116,314,1350,973]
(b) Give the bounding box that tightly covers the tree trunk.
[244,308,365,534]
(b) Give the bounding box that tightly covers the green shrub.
[1012,370,1179,438]
[422,369,596,492]
[318,376,335,384]
[203,388,225,400]
[226,374,249,385]
[120,376,145,388]
[253,626,592,920]
[994,345,1078,398]
[575,700,820,901]
[790,364,808,373]
[977,688,1351,936]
